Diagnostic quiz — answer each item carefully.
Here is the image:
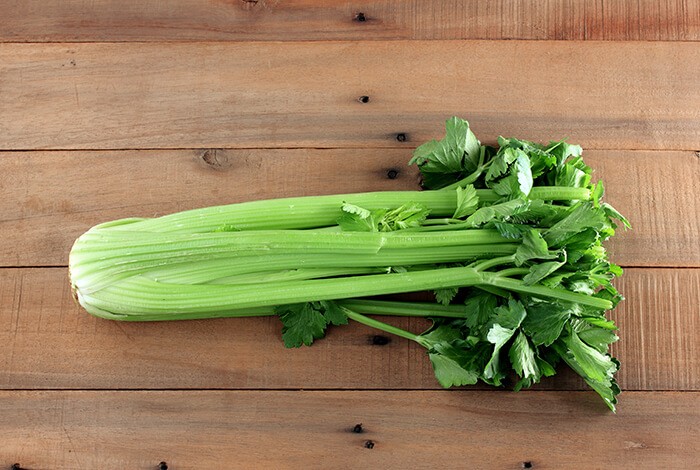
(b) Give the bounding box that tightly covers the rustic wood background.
[1,1,699,468]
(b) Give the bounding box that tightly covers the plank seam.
[1,146,699,152]
[0,388,696,392]
[0,39,699,44]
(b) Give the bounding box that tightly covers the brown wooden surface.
[1,0,699,42]
[1,41,698,151]
[0,390,697,469]
[1,149,697,267]
[1,267,697,391]
[1,2,698,467]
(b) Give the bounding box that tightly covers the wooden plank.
[0,41,698,151]
[1,0,698,42]
[1,149,697,267]
[0,267,697,391]
[611,269,700,391]
[0,390,697,469]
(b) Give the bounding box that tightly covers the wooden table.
[1,2,699,468]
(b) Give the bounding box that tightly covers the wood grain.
[0,267,696,391]
[0,390,697,469]
[1,149,697,267]
[1,0,698,42]
[1,41,698,151]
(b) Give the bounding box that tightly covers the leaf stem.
[474,255,516,272]
[483,273,613,310]
[341,307,420,342]
[338,299,467,318]
[495,267,530,278]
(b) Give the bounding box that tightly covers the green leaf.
[537,355,557,377]
[466,199,530,227]
[591,180,605,208]
[408,117,480,189]
[462,292,499,336]
[572,319,619,352]
[277,303,329,348]
[462,124,481,173]
[543,202,608,248]
[602,202,631,229]
[514,229,554,266]
[492,298,527,330]
[609,263,624,277]
[509,199,561,225]
[568,280,596,295]
[320,300,349,326]
[486,147,519,181]
[445,116,481,173]
[453,185,479,218]
[378,203,430,231]
[490,175,521,197]
[338,202,430,232]
[483,324,516,385]
[340,202,371,218]
[337,203,379,232]
[276,301,348,348]
[555,157,591,189]
[428,343,480,388]
[419,325,481,388]
[522,260,565,285]
[409,139,445,168]
[420,325,462,344]
[561,330,617,383]
[522,301,572,346]
[509,331,541,389]
[493,221,530,240]
[547,141,583,166]
[435,287,458,306]
[554,338,620,411]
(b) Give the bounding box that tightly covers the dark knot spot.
[358,95,370,104]
[11,464,23,470]
[355,12,367,22]
[159,462,168,470]
[386,169,399,180]
[352,423,364,433]
[522,462,533,469]
[370,335,391,346]
[200,148,230,170]
[364,440,375,449]
[396,133,407,142]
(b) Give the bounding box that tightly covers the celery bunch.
[69,117,628,410]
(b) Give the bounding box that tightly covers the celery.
[69,117,628,411]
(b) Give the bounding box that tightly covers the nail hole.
[352,423,364,433]
[364,440,375,449]
[386,169,399,180]
[358,95,370,104]
[522,462,533,469]
[355,12,367,22]
[396,133,407,142]
[370,335,391,345]
[159,462,168,470]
